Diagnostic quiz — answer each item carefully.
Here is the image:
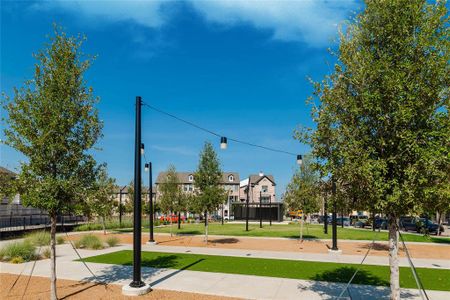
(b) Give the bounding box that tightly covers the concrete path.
[1,243,449,300]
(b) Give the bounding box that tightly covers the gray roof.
[0,166,17,177]
[156,172,239,184]
[248,174,276,186]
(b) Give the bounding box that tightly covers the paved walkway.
[1,243,449,300]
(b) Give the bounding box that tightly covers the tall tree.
[159,165,181,237]
[284,154,321,240]
[2,26,102,300]
[299,1,449,298]
[194,141,225,243]
[87,166,116,235]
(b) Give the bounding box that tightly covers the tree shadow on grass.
[302,267,417,299]
[313,267,388,286]
[282,234,319,240]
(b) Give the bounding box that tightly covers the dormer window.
[188,175,194,182]
[228,175,234,182]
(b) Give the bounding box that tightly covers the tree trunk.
[388,215,400,300]
[101,215,106,235]
[204,211,208,243]
[170,212,173,237]
[50,213,57,300]
[436,212,442,236]
[300,215,304,241]
[178,212,181,229]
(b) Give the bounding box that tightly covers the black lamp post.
[259,191,263,228]
[324,195,328,234]
[245,184,250,232]
[331,179,338,251]
[145,163,155,243]
[123,96,150,295]
[269,195,272,226]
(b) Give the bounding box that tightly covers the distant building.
[155,171,240,219]
[239,172,276,203]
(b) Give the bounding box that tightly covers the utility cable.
[336,228,380,299]
[61,224,110,289]
[397,225,429,300]
[142,102,298,157]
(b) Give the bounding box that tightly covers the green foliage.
[10,256,25,264]
[2,25,102,216]
[56,236,65,245]
[25,231,51,246]
[0,240,37,262]
[0,169,16,199]
[42,247,51,259]
[159,165,182,214]
[284,154,321,215]
[74,234,104,250]
[193,142,226,213]
[298,0,450,219]
[105,236,120,247]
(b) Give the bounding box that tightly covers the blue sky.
[1,0,361,197]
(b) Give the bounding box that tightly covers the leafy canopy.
[298,0,449,218]
[2,25,102,214]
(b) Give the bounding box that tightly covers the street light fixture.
[141,143,145,155]
[297,154,303,166]
[220,137,227,149]
[145,162,155,244]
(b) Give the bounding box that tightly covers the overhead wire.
[141,102,298,157]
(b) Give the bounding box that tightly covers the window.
[262,185,268,193]
[261,196,270,204]
[228,175,234,182]
[188,175,193,182]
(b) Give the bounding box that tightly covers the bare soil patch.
[0,273,240,300]
[67,232,450,260]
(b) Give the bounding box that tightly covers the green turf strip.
[115,223,450,244]
[81,250,450,291]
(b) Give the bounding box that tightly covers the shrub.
[41,247,51,259]
[11,256,24,264]
[25,231,50,246]
[0,241,37,262]
[75,234,104,250]
[105,236,120,247]
[56,236,65,245]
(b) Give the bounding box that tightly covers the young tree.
[299,1,449,298]
[87,166,116,234]
[284,154,320,241]
[194,141,226,243]
[2,26,102,300]
[159,165,181,237]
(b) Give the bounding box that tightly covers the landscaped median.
[81,250,450,291]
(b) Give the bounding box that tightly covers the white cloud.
[31,0,358,47]
[32,0,167,28]
[190,0,358,46]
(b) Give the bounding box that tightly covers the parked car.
[336,217,350,226]
[374,218,388,230]
[350,215,368,226]
[400,217,445,235]
[417,218,445,235]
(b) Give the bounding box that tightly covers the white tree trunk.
[388,215,400,300]
[101,216,106,235]
[300,216,304,241]
[205,211,208,243]
[170,211,173,237]
[50,214,57,300]
[436,212,441,236]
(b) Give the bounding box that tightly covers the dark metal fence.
[232,202,283,222]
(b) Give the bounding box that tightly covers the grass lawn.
[82,250,450,291]
[115,223,450,244]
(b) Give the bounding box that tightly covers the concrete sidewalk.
[1,243,449,300]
